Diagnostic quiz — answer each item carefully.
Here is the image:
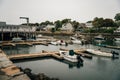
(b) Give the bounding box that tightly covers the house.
[0,21,36,32]
[61,23,74,32]
[44,24,55,31]
[85,23,93,28]
[114,26,120,33]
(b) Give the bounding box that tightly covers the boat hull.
[86,49,112,57]
[59,51,78,63]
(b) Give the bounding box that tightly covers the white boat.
[70,37,82,44]
[59,50,78,63]
[12,37,23,42]
[72,39,82,44]
[57,40,66,45]
[114,38,120,43]
[94,35,105,45]
[26,38,35,41]
[86,49,113,57]
[50,41,58,45]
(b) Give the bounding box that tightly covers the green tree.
[114,13,120,21]
[103,18,115,28]
[115,20,120,26]
[54,20,62,30]
[92,17,104,29]
[40,21,53,26]
[35,23,39,26]
[61,19,71,24]
[51,28,56,33]
[72,21,80,31]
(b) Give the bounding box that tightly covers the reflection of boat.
[63,59,83,68]
[70,37,82,44]
[59,50,83,63]
[86,49,113,57]
[12,37,23,42]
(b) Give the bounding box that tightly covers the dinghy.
[59,50,83,63]
[86,49,113,57]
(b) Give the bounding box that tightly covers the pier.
[9,51,63,60]
[0,41,49,47]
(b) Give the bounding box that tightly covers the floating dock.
[9,51,63,60]
[105,45,120,50]
[0,41,49,47]
[0,49,31,80]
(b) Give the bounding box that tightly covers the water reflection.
[2,44,120,80]
[61,60,83,69]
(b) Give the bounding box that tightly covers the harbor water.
[2,43,120,80]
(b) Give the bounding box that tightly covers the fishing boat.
[26,38,35,41]
[59,51,78,62]
[93,35,105,45]
[114,38,120,43]
[57,40,66,45]
[70,37,82,44]
[86,49,113,57]
[50,41,58,45]
[59,50,83,63]
[12,37,23,42]
[50,40,67,46]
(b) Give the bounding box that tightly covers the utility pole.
[20,17,29,26]
[20,17,30,39]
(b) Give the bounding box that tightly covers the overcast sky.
[0,0,120,24]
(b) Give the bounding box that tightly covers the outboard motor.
[77,55,84,63]
[69,50,74,56]
[111,51,119,58]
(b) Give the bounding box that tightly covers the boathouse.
[0,21,36,40]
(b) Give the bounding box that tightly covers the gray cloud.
[0,0,120,24]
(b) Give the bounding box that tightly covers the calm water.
[2,44,120,80]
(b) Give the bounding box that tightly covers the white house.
[85,23,93,28]
[44,24,55,31]
[61,23,74,32]
[114,26,120,33]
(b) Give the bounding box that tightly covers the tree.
[54,20,62,30]
[103,18,115,28]
[114,13,120,21]
[72,21,80,31]
[35,23,39,26]
[40,21,53,26]
[61,19,71,24]
[115,20,120,26]
[51,28,56,33]
[92,17,104,29]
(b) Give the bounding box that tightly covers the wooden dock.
[105,45,120,50]
[9,51,63,60]
[0,49,31,80]
[0,41,49,47]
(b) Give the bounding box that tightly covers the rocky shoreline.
[19,67,59,80]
